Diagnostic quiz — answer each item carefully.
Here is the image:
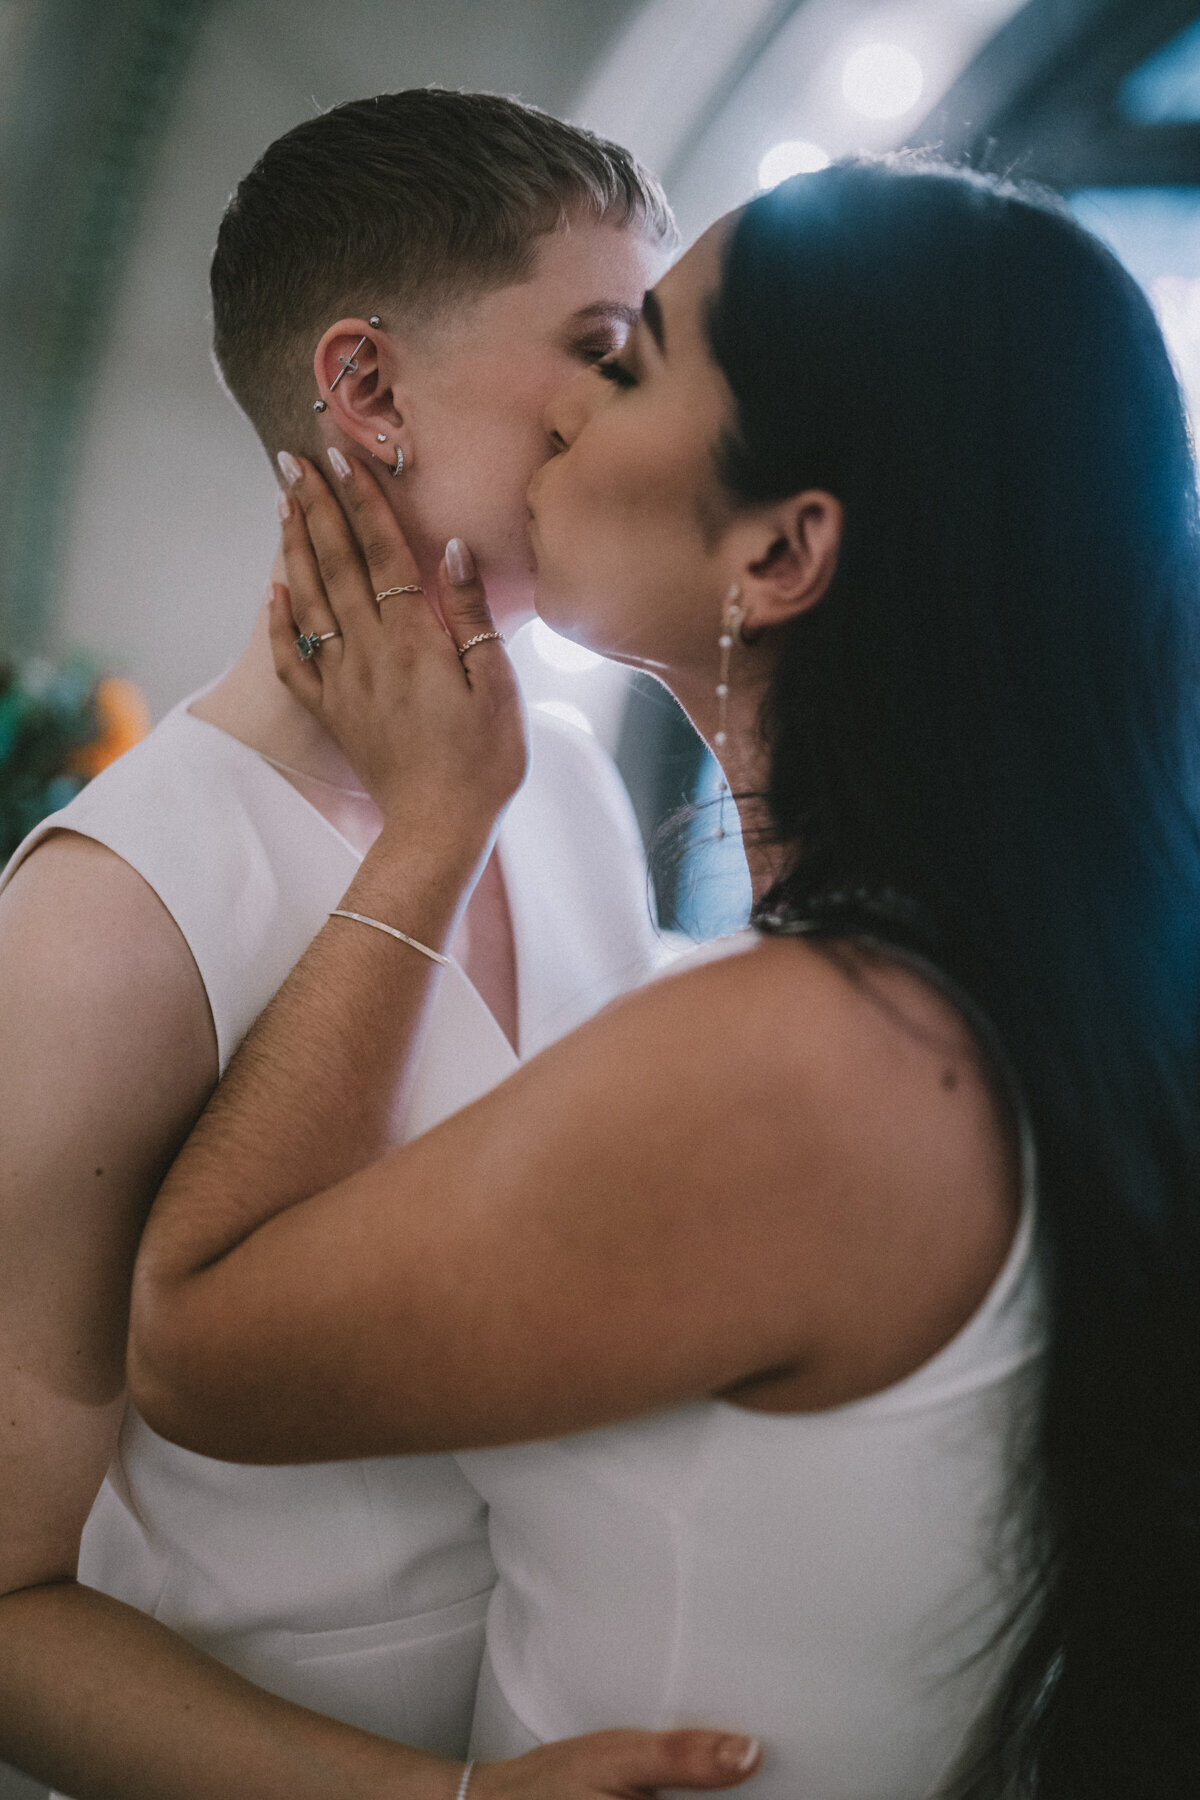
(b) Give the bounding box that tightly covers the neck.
[189,550,366,789]
[666,661,784,907]
[191,544,534,790]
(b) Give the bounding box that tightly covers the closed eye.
[595,353,636,389]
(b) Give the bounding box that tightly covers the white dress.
[462,937,1045,1800]
[0,698,662,1763]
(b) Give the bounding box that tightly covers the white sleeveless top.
[462,936,1045,1800]
[1,697,661,1757]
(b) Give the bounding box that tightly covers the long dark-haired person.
[130,159,1200,1798]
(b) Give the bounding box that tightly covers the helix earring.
[714,584,744,841]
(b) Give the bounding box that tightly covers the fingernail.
[276,490,291,522]
[715,1737,760,1774]
[277,451,302,486]
[446,537,475,586]
[327,446,352,481]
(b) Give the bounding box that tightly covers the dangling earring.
[714,584,744,841]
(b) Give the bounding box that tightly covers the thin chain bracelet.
[328,910,451,966]
[455,1760,476,1800]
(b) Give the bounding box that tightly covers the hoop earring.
[714,584,744,841]
[391,445,406,477]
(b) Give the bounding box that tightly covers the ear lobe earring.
[369,441,407,475]
[714,583,745,841]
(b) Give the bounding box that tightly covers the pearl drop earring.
[714,584,744,841]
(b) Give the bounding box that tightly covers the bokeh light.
[757,139,831,189]
[841,42,924,119]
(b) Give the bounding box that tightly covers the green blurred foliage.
[0,655,102,861]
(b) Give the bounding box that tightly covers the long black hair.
[709,157,1200,1795]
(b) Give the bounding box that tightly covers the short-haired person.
[0,91,760,1800]
[132,159,1200,1799]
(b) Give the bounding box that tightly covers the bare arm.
[0,835,755,1800]
[128,454,1016,1466]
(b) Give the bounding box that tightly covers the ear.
[312,319,413,475]
[727,490,843,634]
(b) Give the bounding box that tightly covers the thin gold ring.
[376,584,424,602]
[455,631,505,659]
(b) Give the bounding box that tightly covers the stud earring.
[376,433,387,443]
[714,584,744,841]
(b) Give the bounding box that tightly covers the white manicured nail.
[716,1737,760,1774]
[327,446,352,480]
[276,451,302,485]
[446,538,475,585]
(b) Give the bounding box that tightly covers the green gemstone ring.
[295,630,339,661]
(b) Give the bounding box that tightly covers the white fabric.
[1,697,661,1757]
[462,933,1045,1800]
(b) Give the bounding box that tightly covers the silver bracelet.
[455,1761,476,1800]
[328,910,450,966]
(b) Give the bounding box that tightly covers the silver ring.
[455,631,505,659]
[376,585,424,602]
[295,629,340,661]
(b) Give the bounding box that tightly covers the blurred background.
[1,0,1200,1790]
[3,0,1200,944]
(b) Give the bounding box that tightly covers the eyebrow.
[641,289,666,354]
[569,302,641,330]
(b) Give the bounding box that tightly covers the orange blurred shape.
[68,677,152,778]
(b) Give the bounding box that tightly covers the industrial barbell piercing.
[369,315,382,328]
[329,334,368,391]
[312,399,327,413]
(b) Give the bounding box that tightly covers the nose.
[544,365,603,451]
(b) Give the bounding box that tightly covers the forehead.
[651,214,732,347]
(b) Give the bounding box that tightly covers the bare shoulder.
[1,831,215,1034]
[562,930,1022,1407]
[0,830,218,1235]
[0,834,218,1588]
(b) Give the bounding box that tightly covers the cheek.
[555,407,706,559]
[421,389,546,526]
[533,423,710,655]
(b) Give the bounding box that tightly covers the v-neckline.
[177,702,522,1064]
